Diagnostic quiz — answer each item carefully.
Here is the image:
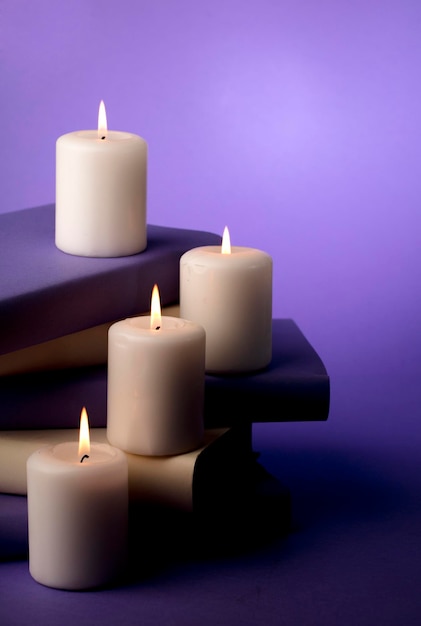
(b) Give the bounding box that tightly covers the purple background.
[1,2,421,624]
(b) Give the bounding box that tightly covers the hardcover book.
[0,204,221,355]
[0,426,251,511]
[0,423,292,562]
[0,319,330,430]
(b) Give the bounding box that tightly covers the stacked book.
[0,204,330,558]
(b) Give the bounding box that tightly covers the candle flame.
[98,100,107,139]
[221,226,231,254]
[150,284,162,330]
[78,407,91,459]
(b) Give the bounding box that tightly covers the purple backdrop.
[1,2,421,624]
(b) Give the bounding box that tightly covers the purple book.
[0,204,221,355]
[0,319,329,429]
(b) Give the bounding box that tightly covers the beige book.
[0,425,252,513]
[0,305,180,376]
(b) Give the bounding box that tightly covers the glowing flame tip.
[150,284,162,330]
[98,100,107,139]
[78,406,90,459]
[221,226,231,254]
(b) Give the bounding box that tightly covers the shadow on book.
[0,429,292,580]
[126,457,292,582]
[0,461,291,589]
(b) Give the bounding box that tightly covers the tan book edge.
[0,305,180,376]
[0,426,232,513]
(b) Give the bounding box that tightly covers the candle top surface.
[29,441,124,468]
[110,315,205,338]
[181,245,272,268]
[58,130,146,144]
[186,245,268,254]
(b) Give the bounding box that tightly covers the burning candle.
[180,226,273,373]
[27,407,128,590]
[107,284,206,456]
[55,100,147,257]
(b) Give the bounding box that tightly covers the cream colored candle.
[180,227,272,374]
[27,408,128,590]
[107,285,206,456]
[55,101,147,257]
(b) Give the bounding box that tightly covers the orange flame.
[98,100,107,139]
[78,407,90,460]
[221,226,231,254]
[150,284,162,330]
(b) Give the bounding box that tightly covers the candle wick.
[101,136,106,140]
[155,326,161,331]
[80,454,90,463]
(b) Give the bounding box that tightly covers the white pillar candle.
[107,285,206,456]
[179,227,273,374]
[27,408,128,590]
[55,101,147,257]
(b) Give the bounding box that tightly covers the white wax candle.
[27,435,128,590]
[55,102,147,257]
[179,229,272,373]
[107,314,206,456]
